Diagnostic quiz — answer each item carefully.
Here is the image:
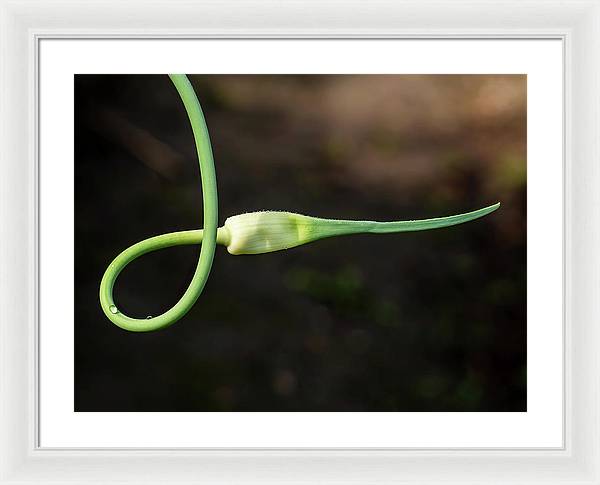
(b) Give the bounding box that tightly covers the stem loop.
[99,74,218,332]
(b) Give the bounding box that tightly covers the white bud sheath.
[222,211,317,255]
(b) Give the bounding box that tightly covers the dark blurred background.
[74,74,526,412]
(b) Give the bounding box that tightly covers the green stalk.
[99,74,219,332]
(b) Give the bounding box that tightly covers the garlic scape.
[221,204,500,255]
[99,74,501,333]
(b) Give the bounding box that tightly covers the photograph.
[74,73,526,412]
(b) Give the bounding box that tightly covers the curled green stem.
[99,74,218,332]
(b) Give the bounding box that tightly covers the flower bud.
[222,211,318,255]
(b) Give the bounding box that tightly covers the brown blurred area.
[75,75,526,412]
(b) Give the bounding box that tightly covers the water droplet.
[109,305,118,314]
[146,315,153,319]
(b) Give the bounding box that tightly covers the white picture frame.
[1,1,598,483]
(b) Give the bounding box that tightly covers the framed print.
[1,1,599,484]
